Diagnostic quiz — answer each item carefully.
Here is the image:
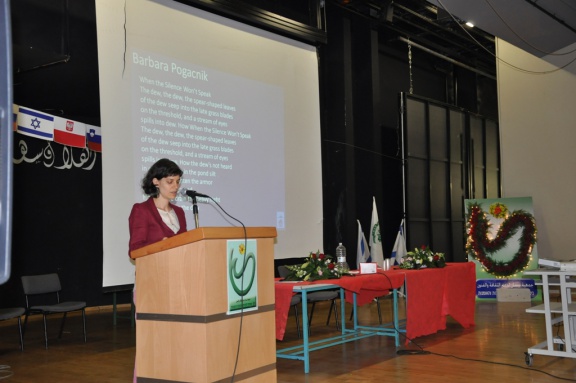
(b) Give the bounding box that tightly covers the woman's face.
[153,175,181,201]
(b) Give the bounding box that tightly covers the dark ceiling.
[336,0,576,77]
[12,0,576,98]
[428,0,576,58]
[336,0,498,77]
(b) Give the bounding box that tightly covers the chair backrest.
[21,273,62,296]
[278,265,290,278]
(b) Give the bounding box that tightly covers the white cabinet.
[524,269,576,365]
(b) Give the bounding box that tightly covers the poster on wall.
[465,197,539,299]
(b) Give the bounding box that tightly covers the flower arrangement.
[282,250,347,281]
[399,245,446,270]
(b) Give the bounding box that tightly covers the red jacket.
[128,197,187,255]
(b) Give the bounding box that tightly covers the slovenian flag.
[369,197,385,268]
[54,117,86,148]
[391,219,407,265]
[86,124,102,152]
[356,219,371,269]
[17,106,54,140]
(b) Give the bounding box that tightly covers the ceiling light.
[465,21,474,28]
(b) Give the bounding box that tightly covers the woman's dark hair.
[141,158,183,196]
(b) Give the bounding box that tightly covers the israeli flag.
[391,219,407,265]
[357,219,371,269]
[17,106,54,140]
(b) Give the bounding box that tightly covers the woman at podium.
[128,158,188,382]
[129,158,188,252]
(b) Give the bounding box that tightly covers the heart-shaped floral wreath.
[466,202,537,277]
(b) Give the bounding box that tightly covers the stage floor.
[0,297,574,382]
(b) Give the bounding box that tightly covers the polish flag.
[54,117,86,148]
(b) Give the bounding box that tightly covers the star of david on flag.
[356,219,371,269]
[392,219,407,265]
[17,106,54,141]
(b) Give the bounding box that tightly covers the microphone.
[180,189,209,229]
[181,189,210,199]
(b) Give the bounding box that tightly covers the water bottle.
[335,243,349,273]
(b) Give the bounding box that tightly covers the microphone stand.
[192,195,200,228]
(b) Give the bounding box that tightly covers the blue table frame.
[276,283,405,373]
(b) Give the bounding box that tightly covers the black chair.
[277,266,303,337]
[349,292,391,324]
[350,281,408,324]
[288,295,302,338]
[371,282,408,324]
[278,266,340,333]
[374,293,391,324]
[21,273,87,349]
[307,289,340,331]
[0,307,26,350]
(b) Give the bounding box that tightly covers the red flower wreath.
[466,203,537,277]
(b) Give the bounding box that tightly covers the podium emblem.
[227,239,258,313]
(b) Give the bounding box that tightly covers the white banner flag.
[369,197,385,268]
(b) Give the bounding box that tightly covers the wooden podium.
[130,226,278,383]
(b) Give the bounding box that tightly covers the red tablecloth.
[402,262,476,341]
[274,262,476,341]
[275,270,405,340]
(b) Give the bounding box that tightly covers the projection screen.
[96,0,323,288]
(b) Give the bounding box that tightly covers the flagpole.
[399,93,408,242]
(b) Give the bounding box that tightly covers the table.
[276,263,476,341]
[275,272,405,373]
[275,262,476,372]
[275,271,405,340]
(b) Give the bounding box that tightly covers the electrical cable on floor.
[377,272,576,382]
[396,349,430,355]
[392,311,575,381]
[394,331,576,381]
[425,351,576,382]
[0,365,14,380]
